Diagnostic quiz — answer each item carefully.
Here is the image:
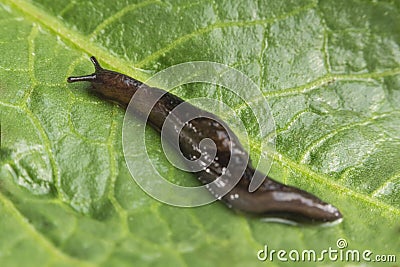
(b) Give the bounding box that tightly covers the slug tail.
[225,169,343,224]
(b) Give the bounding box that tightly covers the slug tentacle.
[67,74,97,83]
[67,56,103,83]
[67,56,343,225]
[90,56,103,71]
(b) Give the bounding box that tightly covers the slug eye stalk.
[67,57,103,83]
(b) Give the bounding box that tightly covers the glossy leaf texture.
[0,0,399,266]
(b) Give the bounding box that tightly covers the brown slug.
[67,56,342,225]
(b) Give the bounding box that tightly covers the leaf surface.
[0,0,399,266]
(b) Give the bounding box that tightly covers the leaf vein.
[0,191,96,266]
[136,2,317,68]
[89,0,164,39]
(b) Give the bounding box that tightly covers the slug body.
[68,57,342,224]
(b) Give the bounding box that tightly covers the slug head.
[67,56,139,106]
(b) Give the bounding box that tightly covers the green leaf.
[1,0,399,266]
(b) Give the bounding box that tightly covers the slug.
[67,56,342,225]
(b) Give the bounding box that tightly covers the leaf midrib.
[4,0,399,220]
